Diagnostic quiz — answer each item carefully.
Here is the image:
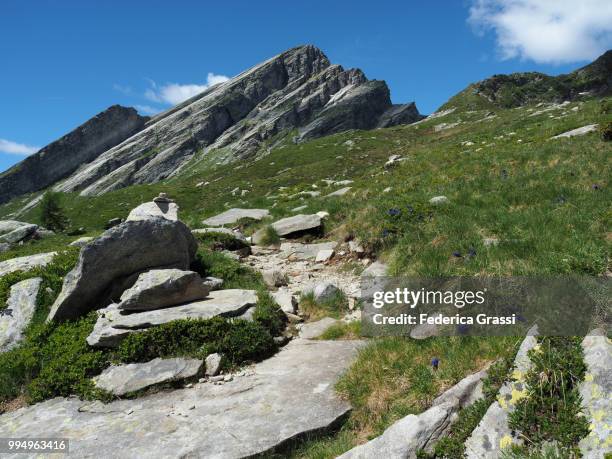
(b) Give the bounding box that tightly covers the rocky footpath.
[17,45,422,198]
[0,339,363,458]
[0,105,147,204]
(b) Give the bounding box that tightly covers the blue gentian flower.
[431,358,440,370]
[388,208,401,216]
[452,251,462,258]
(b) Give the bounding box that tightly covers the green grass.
[299,290,348,321]
[268,336,516,458]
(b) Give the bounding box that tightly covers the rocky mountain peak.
[1,45,423,201]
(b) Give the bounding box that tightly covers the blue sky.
[1,0,611,173]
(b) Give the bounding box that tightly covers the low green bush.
[0,313,107,405]
[252,291,286,337]
[116,317,276,367]
[257,225,280,246]
[508,337,588,454]
[600,121,612,141]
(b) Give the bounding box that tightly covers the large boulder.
[93,358,203,396]
[118,269,209,312]
[0,277,42,352]
[47,218,197,322]
[0,222,38,244]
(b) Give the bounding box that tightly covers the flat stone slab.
[0,252,56,277]
[280,241,337,260]
[324,187,351,198]
[299,317,339,339]
[93,358,203,396]
[0,339,364,458]
[118,269,210,312]
[578,332,612,458]
[551,124,598,139]
[271,214,321,236]
[87,289,258,347]
[202,208,269,226]
[0,277,42,352]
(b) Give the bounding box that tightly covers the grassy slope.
[2,95,609,276]
[0,92,609,456]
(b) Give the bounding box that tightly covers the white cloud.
[145,73,230,105]
[469,0,612,63]
[113,83,133,95]
[135,105,163,116]
[0,139,39,155]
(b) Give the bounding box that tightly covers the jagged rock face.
[0,105,147,204]
[44,45,420,197]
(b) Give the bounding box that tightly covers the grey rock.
[205,353,223,376]
[291,205,308,212]
[118,269,210,312]
[202,208,269,226]
[361,261,388,277]
[93,358,203,396]
[338,401,458,459]
[410,313,443,340]
[0,252,56,277]
[271,288,297,314]
[377,102,425,128]
[280,241,337,260]
[551,124,598,139]
[0,105,147,204]
[105,217,123,229]
[348,240,365,255]
[87,289,258,347]
[0,220,32,234]
[0,339,363,458]
[315,248,335,262]
[578,331,612,458]
[202,276,223,291]
[324,187,351,198]
[0,278,42,352]
[271,214,322,237]
[299,317,339,339]
[432,367,488,409]
[429,196,449,205]
[0,243,10,253]
[192,227,246,241]
[69,236,94,247]
[126,201,179,222]
[48,218,197,322]
[262,269,287,287]
[0,223,38,244]
[313,282,341,302]
[465,326,539,458]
